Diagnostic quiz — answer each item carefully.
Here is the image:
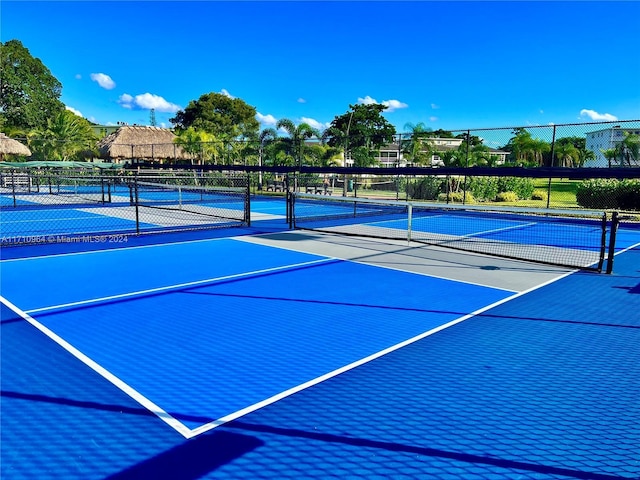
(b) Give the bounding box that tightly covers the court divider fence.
[0,170,251,246]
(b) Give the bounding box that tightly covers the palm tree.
[531,138,551,166]
[601,148,618,168]
[616,132,640,167]
[578,148,596,167]
[29,110,97,161]
[258,128,277,188]
[554,142,580,167]
[275,119,320,168]
[402,122,433,166]
[174,127,220,164]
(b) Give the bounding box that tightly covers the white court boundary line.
[0,295,193,438]
[187,269,575,438]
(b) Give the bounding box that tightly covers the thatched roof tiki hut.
[0,133,32,161]
[97,126,191,164]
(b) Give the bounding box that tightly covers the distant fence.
[7,120,640,169]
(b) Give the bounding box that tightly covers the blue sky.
[2,1,639,134]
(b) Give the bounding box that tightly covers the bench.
[305,184,332,195]
[1,173,31,188]
[266,181,285,192]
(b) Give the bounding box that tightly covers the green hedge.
[576,179,640,210]
[466,176,535,201]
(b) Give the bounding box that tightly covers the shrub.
[531,190,547,201]
[617,179,640,210]
[467,176,535,201]
[497,177,535,200]
[466,176,499,201]
[408,176,446,200]
[576,179,619,209]
[437,191,475,203]
[495,191,518,202]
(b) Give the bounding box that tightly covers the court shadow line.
[224,421,626,480]
[0,390,214,425]
[181,290,640,329]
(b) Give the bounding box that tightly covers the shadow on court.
[105,431,263,480]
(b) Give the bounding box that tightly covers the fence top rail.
[102,164,640,179]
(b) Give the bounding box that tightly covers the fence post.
[134,173,140,234]
[463,129,471,204]
[546,125,556,209]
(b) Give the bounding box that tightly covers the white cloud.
[256,112,277,126]
[580,109,618,122]
[382,99,408,112]
[75,74,82,80]
[118,93,180,113]
[358,95,377,105]
[431,103,439,109]
[90,73,116,90]
[65,106,83,117]
[297,98,306,104]
[220,89,235,99]
[357,96,408,112]
[300,117,329,130]
[118,94,134,109]
[429,116,438,122]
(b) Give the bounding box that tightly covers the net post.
[605,211,619,274]
[407,203,413,243]
[245,174,251,227]
[288,191,294,229]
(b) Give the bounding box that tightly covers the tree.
[170,92,260,142]
[28,110,97,161]
[506,128,550,166]
[306,143,342,167]
[616,132,640,167]
[258,127,278,187]
[173,127,221,164]
[402,122,433,166]
[554,142,580,167]
[0,39,65,131]
[323,104,396,159]
[429,128,455,139]
[275,118,319,167]
[555,136,591,167]
[601,148,618,168]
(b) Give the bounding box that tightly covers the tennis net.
[292,193,613,271]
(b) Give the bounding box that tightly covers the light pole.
[343,110,354,196]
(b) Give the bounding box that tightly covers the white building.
[585,126,640,167]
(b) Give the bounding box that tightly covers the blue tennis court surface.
[1,198,639,479]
